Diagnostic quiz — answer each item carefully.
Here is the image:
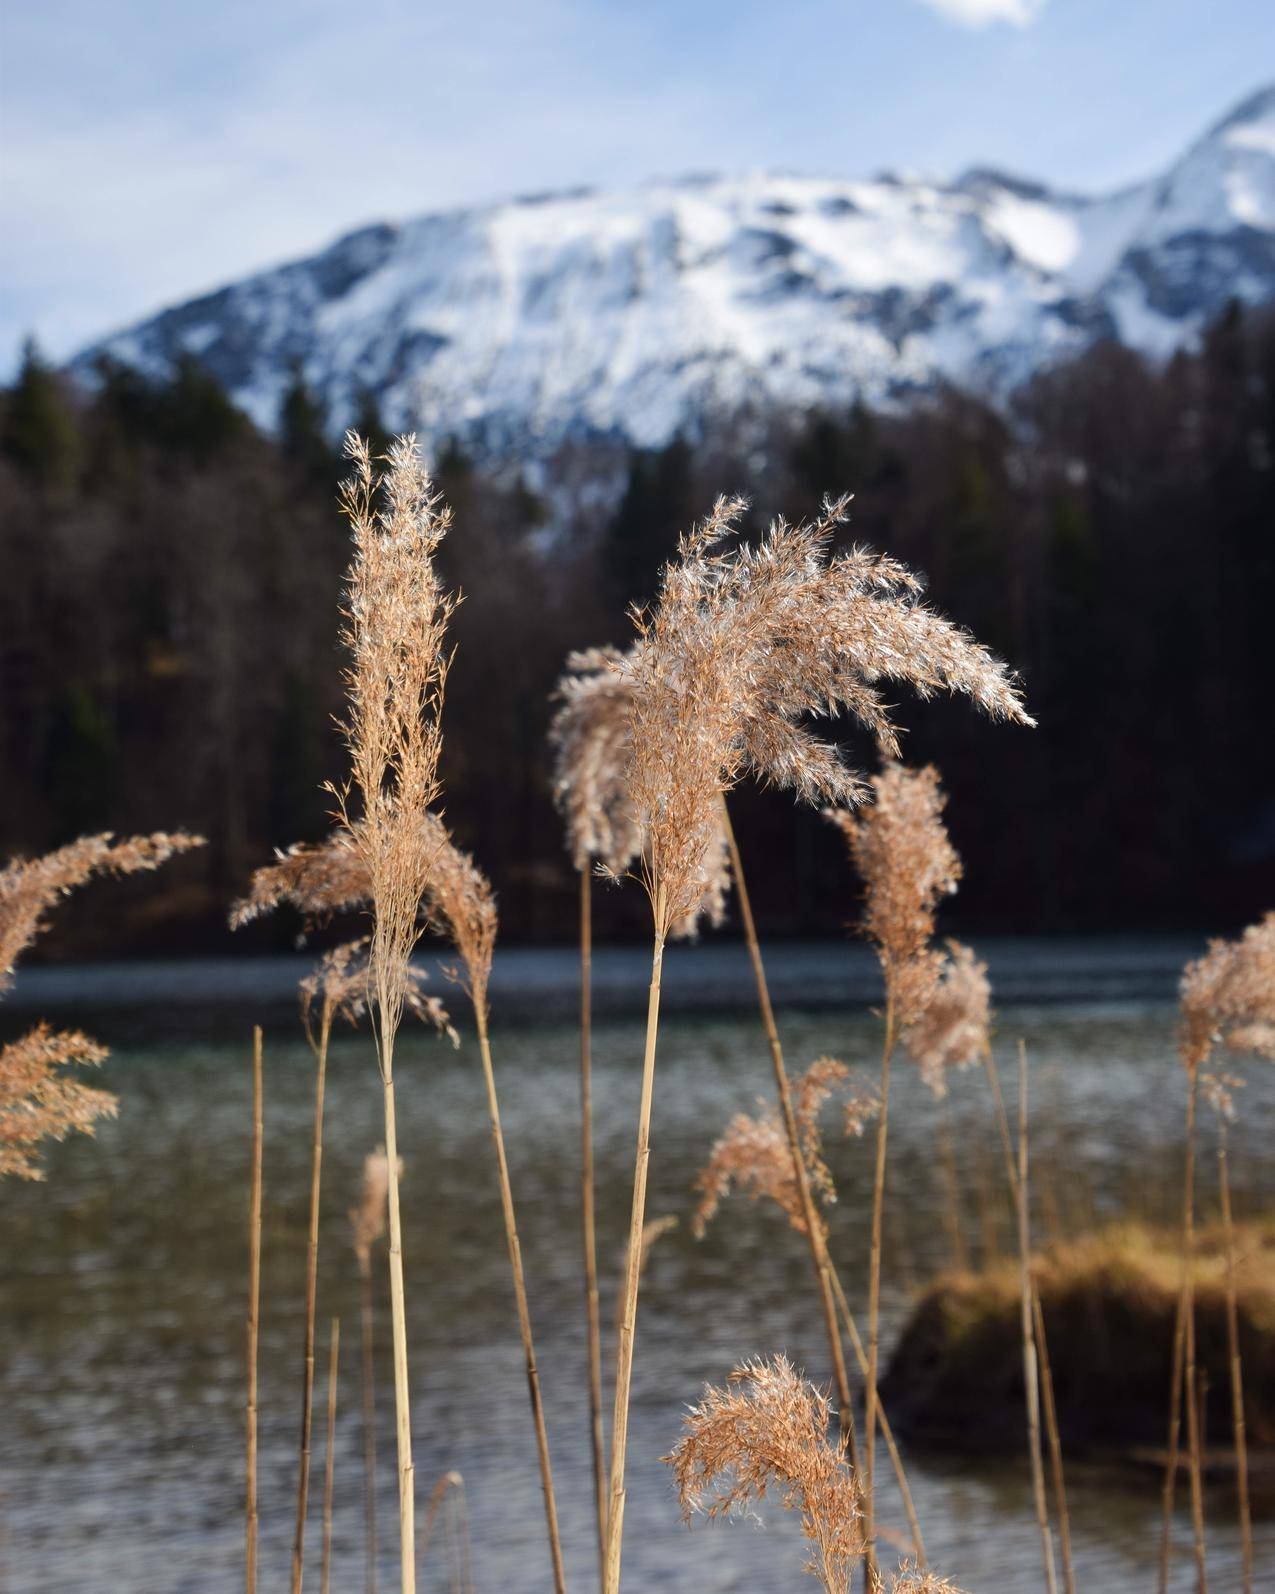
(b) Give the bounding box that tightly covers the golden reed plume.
[665,1353,862,1593]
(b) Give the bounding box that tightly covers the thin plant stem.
[863,993,895,1580]
[358,1248,378,1594]
[1218,1122,1252,1594]
[474,1007,568,1594]
[826,1262,925,1567]
[378,1011,415,1594]
[603,917,666,1594]
[246,1025,264,1594]
[1178,1070,1209,1593]
[321,1318,340,1594]
[1032,1291,1075,1594]
[1014,1044,1058,1594]
[579,866,608,1583]
[293,1003,333,1594]
[718,799,862,1478]
[983,1050,1074,1594]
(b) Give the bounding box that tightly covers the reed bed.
[12,434,1275,1594]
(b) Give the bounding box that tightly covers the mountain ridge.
[73,83,1275,461]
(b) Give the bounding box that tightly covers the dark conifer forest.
[2,304,1272,955]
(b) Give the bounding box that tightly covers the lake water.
[2,984,1271,1592]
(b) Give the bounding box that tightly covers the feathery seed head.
[626,496,1029,940]
[826,764,962,1023]
[1,831,204,992]
[1179,911,1275,1078]
[664,1353,862,1592]
[0,1023,116,1181]
[349,1146,402,1273]
[333,432,456,1045]
[299,937,457,1046]
[903,939,991,1097]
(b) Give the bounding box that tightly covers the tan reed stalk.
[418,819,567,1594]
[378,1029,414,1593]
[1031,1291,1075,1594]
[358,1249,378,1594]
[983,1048,1073,1594]
[863,995,895,1578]
[292,999,334,1594]
[614,496,1030,1594]
[321,1318,340,1594]
[1181,1069,1209,1594]
[827,1262,925,1566]
[1013,1045,1058,1594]
[1217,1119,1252,1593]
[603,904,666,1594]
[579,866,608,1582]
[718,798,862,1480]
[246,1025,263,1594]
[473,1003,568,1594]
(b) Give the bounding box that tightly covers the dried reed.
[333,432,455,1594]
[419,1472,473,1594]
[1204,1074,1253,1594]
[321,1318,340,1594]
[609,498,1029,1594]
[1,829,203,1180]
[981,1044,1074,1594]
[665,1354,862,1593]
[692,1060,925,1566]
[1014,1046,1058,1594]
[351,1148,398,1594]
[825,765,970,1567]
[418,815,567,1594]
[246,1026,264,1594]
[1161,913,1275,1593]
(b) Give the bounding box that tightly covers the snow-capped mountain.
[74,85,1275,459]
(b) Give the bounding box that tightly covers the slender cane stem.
[246,1026,263,1594]
[603,921,666,1594]
[1014,1045,1058,1594]
[983,1051,1073,1594]
[1032,1292,1075,1594]
[827,1263,925,1566]
[863,995,895,1578]
[718,800,862,1477]
[474,1006,568,1594]
[358,1251,378,1594]
[379,1016,415,1594]
[321,1318,340,1594]
[1218,1123,1252,1594]
[1180,1072,1209,1593]
[293,1005,333,1594]
[579,867,608,1583]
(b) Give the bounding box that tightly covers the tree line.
[1,303,1271,956]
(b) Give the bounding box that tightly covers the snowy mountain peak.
[74,84,1275,461]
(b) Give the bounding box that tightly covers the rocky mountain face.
[74,85,1275,459]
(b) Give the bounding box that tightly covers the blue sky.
[1,0,1271,369]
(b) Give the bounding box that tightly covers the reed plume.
[0,829,204,1180]
[825,764,967,1563]
[332,431,455,1594]
[1161,914,1274,1594]
[0,1025,113,1181]
[608,496,1030,1593]
[418,813,567,1594]
[0,829,204,989]
[665,1354,862,1594]
[692,1057,875,1238]
[693,1061,925,1566]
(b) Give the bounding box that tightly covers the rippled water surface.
[2,996,1272,1592]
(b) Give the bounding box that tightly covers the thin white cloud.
[916,0,1047,26]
